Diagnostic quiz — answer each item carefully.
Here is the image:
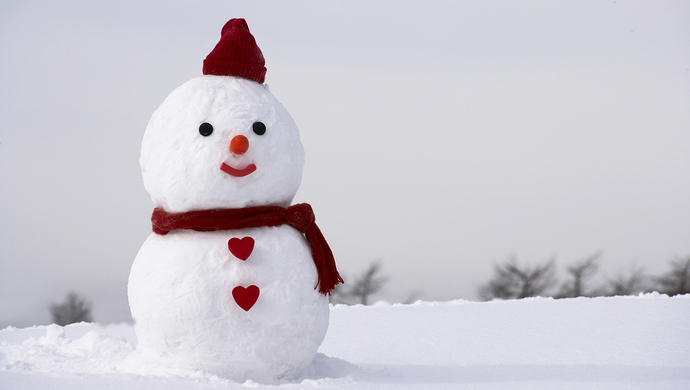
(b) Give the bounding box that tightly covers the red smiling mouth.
[220,162,257,177]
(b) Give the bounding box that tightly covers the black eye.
[199,122,213,136]
[252,121,266,136]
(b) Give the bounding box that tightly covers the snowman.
[127,19,342,382]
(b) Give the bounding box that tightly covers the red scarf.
[151,203,343,295]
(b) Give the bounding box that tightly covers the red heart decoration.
[228,237,254,260]
[232,285,260,311]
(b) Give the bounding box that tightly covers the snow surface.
[1,293,688,389]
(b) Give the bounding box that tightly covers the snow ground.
[1,293,688,389]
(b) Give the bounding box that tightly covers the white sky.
[1,0,689,327]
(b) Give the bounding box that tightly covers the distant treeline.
[478,253,690,301]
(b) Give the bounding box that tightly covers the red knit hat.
[203,19,267,84]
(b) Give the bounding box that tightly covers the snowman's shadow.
[298,353,361,381]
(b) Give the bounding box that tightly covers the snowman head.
[140,19,305,212]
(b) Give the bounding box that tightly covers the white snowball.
[140,75,305,212]
[129,228,329,381]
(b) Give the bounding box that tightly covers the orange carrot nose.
[230,135,249,155]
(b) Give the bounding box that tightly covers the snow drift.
[1,293,689,389]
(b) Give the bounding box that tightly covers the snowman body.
[129,227,329,380]
[128,75,330,381]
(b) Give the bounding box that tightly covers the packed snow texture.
[140,75,304,212]
[1,294,688,389]
[129,227,329,381]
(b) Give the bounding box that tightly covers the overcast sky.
[1,1,689,327]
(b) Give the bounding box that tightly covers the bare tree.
[349,260,389,305]
[401,292,420,304]
[655,257,690,296]
[478,256,557,301]
[50,292,93,326]
[328,282,350,304]
[604,266,647,296]
[556,252,601,298]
